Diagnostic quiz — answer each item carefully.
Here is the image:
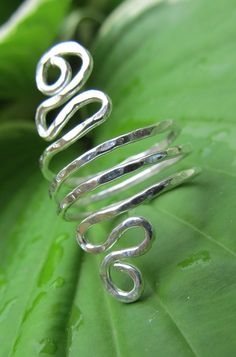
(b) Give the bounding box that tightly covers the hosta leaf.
[1,0,236,356]
[0,125,81,356]
[0,0,70,100]
[88,0,236,355]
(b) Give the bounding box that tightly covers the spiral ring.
[35,41,199,303]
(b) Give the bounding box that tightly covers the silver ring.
[35,41,199,303]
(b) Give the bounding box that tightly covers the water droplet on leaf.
[177,250,211,269]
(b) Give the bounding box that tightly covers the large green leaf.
[0,125,82,356]
[1,0,236,356]
[89,0,236,355]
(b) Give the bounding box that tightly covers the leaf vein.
[146,283,199,357]
[157,207,236,258]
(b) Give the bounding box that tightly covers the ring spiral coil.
[35,41,198,303]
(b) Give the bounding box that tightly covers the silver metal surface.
[35,41,199,303]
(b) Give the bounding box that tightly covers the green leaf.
[0,0,70,100]
[0,125,81,356]
[1,0,236,356]
[89,0,236,355]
